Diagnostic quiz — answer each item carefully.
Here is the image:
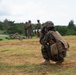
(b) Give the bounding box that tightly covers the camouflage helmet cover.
[44,21,55,28]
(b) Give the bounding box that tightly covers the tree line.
[0,19,76,36]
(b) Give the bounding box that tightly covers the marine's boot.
[40,60,50,65]
[56,59,64,65]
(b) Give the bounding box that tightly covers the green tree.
[67,20,76,35]
[55,26,67,35]
[68,20,75,29]
[3,19,15,34]
[0,21,3,30]
[15,23,25,35]
[66,29,76,35]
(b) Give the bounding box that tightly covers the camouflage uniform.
[24,22,28,37]
[27,20,32,38]
[24,21,32,38]
[35,20,41,37]
[40,21,68,64]
[42,31,67,62]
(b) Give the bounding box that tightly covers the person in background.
[35,20,42,37]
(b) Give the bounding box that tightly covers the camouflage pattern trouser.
[41,45,50,60]
[41,45,66,61]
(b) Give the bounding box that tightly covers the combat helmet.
[44,21,55,31]
[44,21,54,27]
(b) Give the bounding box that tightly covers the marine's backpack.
[49,31,69,56]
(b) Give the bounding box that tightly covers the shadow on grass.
[0,61,76,75]
[0,62,67,72]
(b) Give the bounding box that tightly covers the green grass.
[0,36,76,75]
[0,35,9,41]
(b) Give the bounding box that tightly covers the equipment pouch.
[50,43,58,56]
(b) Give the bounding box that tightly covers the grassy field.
[0,36,76,75]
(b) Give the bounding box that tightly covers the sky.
[0,0,76,25]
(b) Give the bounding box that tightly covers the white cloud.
[0,0,76,25]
